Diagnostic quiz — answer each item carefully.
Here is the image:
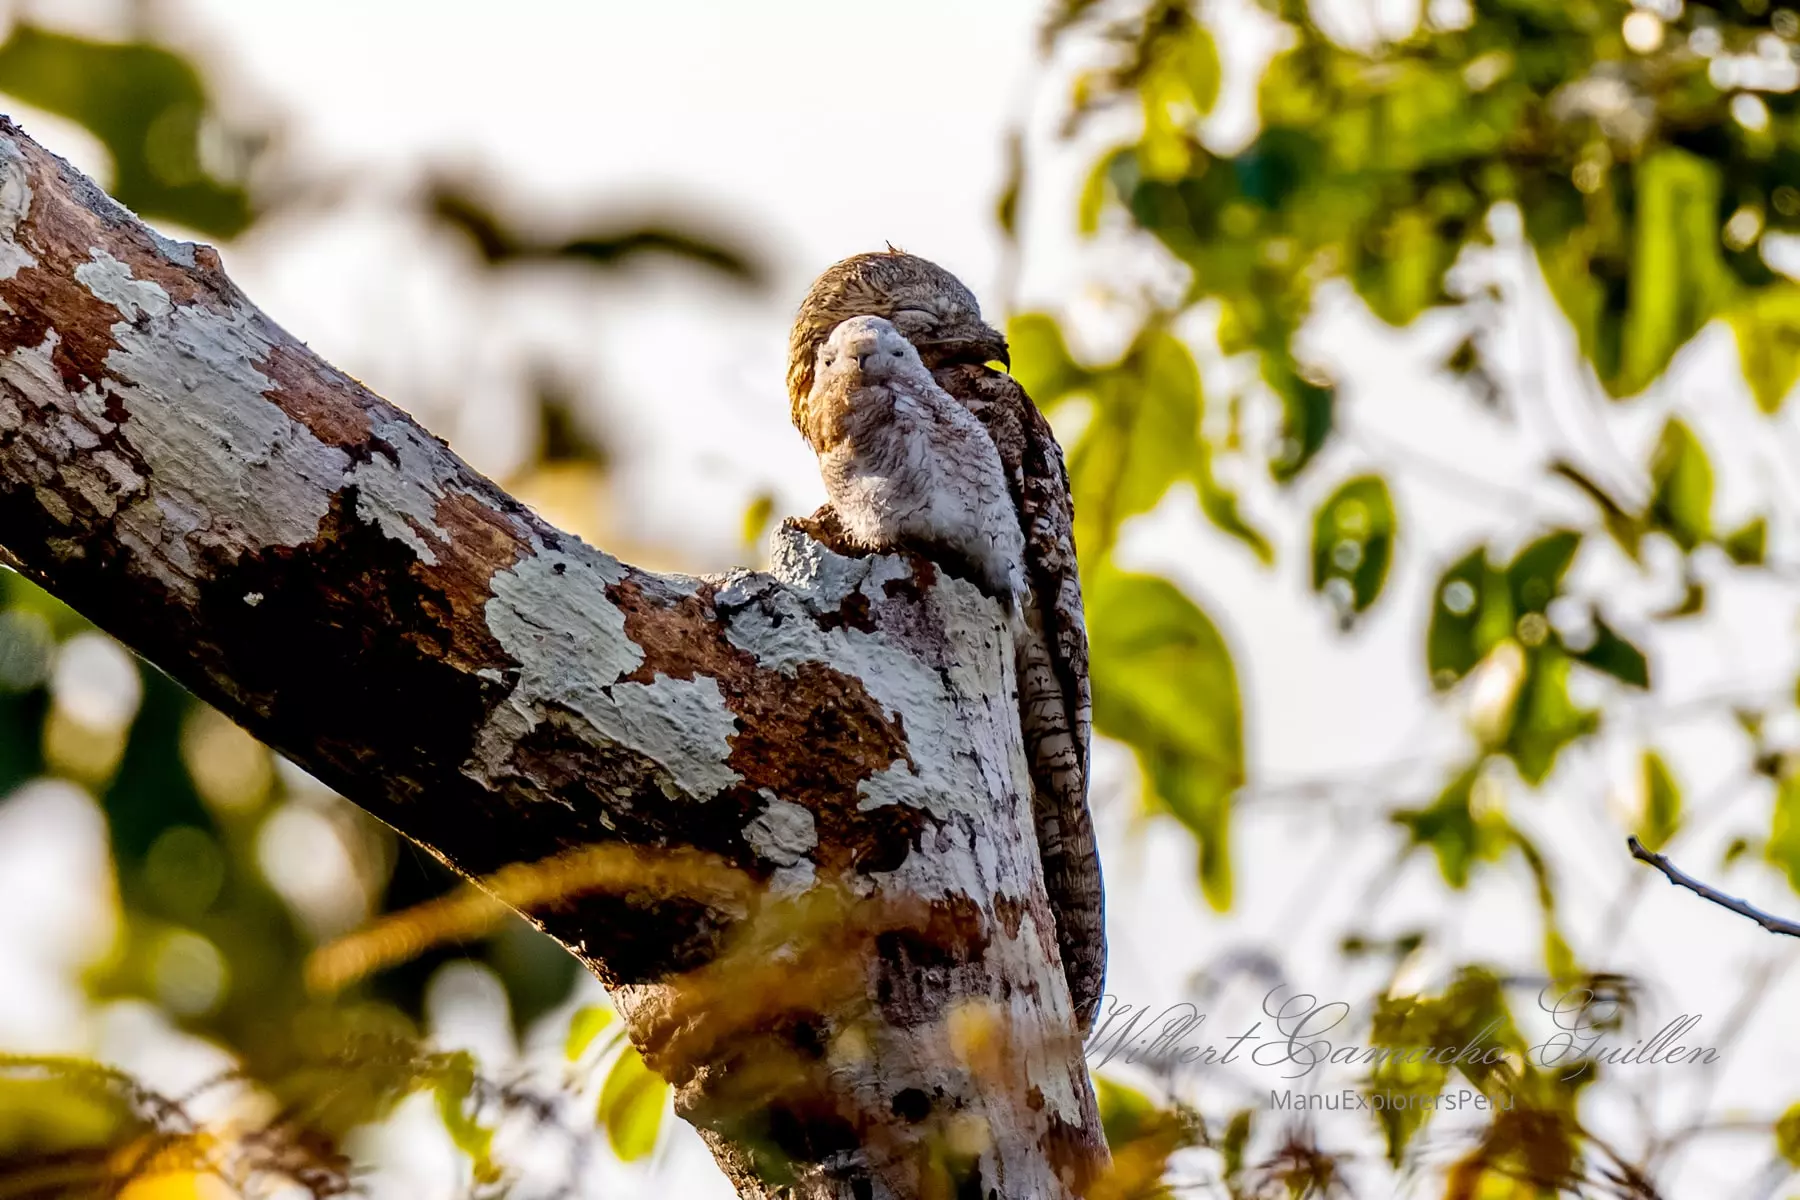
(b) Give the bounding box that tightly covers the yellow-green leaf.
[1094,1075,1161,1149]
[1637,751,1682,852]
[1618,151,1736,396]
[565,1005,616,1062]
[1506,650,1598,784]
[1723,516,1767,566]
[1087,567,1243,908]
[1006,312,1090,404]
[1731,286,1800,413]
[1311,474,1396,618]
[1777,1101,1800,1167]
[1395,761,1508,889]
[1137,15,1220,180]
[1426,548,1512,687]
[1648,418,1713,552]
[598,1044,667,1162]
[432,1054,497,1184]
[1768,772,1800,895]
[1062,325,1269,562]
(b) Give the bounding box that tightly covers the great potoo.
[787,250,1104,1034]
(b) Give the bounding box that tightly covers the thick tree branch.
[1626,836,1800,939]
[0,118,1106,1198]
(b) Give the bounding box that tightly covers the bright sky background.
[3,0,1800,1196]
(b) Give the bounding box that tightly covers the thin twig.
[1626,836,1800,938]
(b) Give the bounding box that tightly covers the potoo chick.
[806,315,1027,605]
[787,251,1104,1034]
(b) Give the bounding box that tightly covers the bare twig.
[1626,836,1800,938]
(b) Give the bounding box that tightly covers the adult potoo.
[787,250,1103,1034]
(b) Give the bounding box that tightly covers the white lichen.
[478,545,741,801]
[0,138,35,282]
[347,418,461,565]
[67,252,349,591]
[608,673,740,799]
[0,249,503,586]
[734,529,1019,823]
[74,252,172,320]
[744,794,818,867]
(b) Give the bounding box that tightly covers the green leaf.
[1077,155,1114,236]
[0,1068,135,1155]
[1531,151,1739,398]
[1566,612,1650,690]
[1637,751,1682,853]
[1506,530,1581,614]
[1006,313,1091,404]
[1768,772,1800,895]
[1094,1075,1161,1149]
[740,493,775,550]
[565,1005,616,1062]
[1366,968,1517,1162]
[1617,151,1737,396]
[1060,324,1269,562]
[1777,1102,1800,1168]
[1353,206,1452,327]
[432,1054,497,1183]
[1544,924,1577,982]
[1311,474,1396,618]
[1648,418,1713,552]
[1136,12,1220,181]
[1220,1107,1253,1177]
[1087,567,1243,908]
[1426,548,1511,688]
[0,24,255,237]
[1505,650,1597,785]
[1731,286,1800,413]
[1194,459,1275,564]
[1395,762,1508,889]
[598,1043,667,1162]
[1111,329,1208,524]
[1723,517,1767,567]
[1263,351,1334,483]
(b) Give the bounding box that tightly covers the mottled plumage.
[787,251,1103,1034]
[807,316,1026,604]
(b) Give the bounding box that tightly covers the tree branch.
[1626,836,1800,939]
[0,116,1106,1199]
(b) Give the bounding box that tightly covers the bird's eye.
[891,349,904,358]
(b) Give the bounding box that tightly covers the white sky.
[3,0,1800,1196]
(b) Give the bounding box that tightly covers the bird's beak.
[918,327,1011,372]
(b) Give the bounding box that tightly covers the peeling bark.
[0,118,1108,1198]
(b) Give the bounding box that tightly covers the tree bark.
[0,118,1107,1197]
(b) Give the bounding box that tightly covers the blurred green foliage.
[428,178,766,286]
[1018,0,1800,1189]
[0,23,257,236]
[1026,0,1800,890]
